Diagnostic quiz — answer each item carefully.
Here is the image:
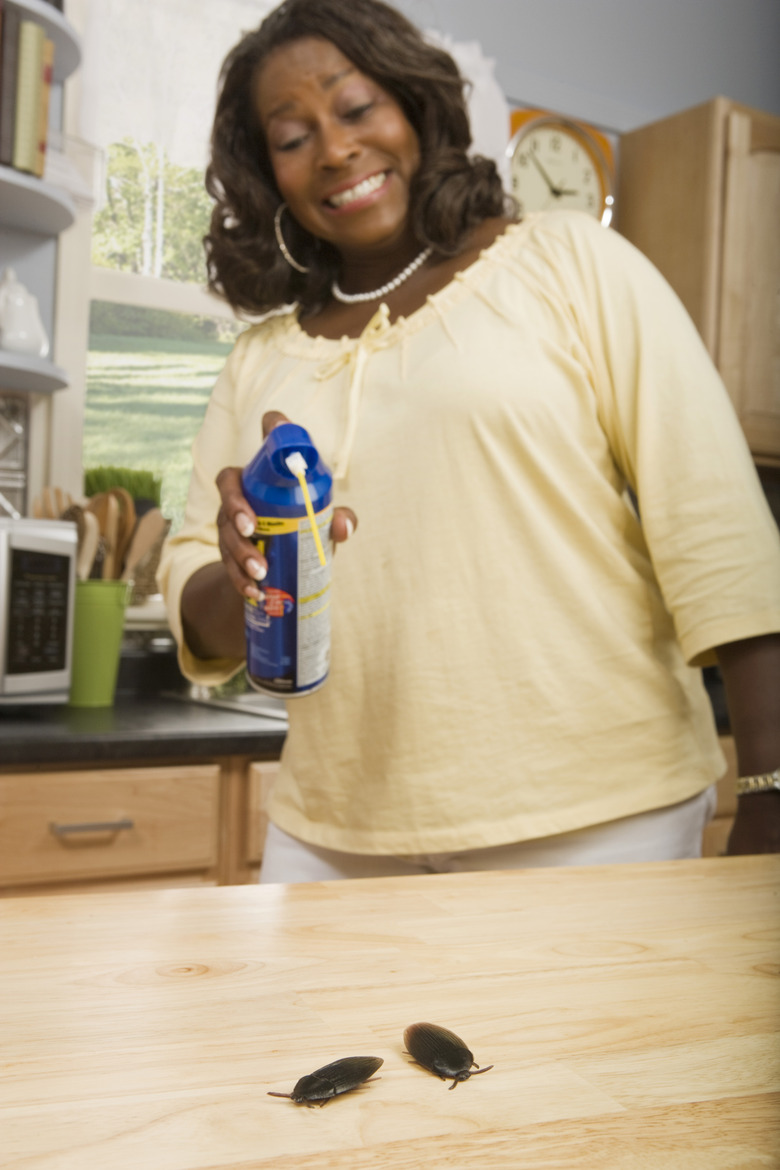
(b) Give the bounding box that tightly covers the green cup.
[69,580,131,708]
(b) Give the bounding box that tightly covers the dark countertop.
[0,654,729,770]
[0,695,287,767]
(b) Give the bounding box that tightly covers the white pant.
[259,785,718,884]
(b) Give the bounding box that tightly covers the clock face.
[508,117,613,223]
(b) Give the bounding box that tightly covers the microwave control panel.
[6,548,71,674]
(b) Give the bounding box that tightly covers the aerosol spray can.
[241,424,333,697]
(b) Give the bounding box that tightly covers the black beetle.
[403,1022,493,1089]
[267,1055,383,1105]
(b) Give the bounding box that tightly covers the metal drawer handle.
[49,818,135,837]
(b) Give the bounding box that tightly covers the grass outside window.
[85,308,241,531]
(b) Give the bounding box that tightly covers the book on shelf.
[12,19,46,174]
[35,36,54,177]
[0,12,57,179]
[0,2,21,167]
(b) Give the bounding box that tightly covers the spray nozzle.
[284,451,308,478]
[285,450,326,567]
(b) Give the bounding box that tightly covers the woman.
[159,0,780,881]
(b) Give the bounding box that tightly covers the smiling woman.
[159,0,780,882]
[203,0,506,323]
[253,36,423,278]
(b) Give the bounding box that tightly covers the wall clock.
[506,108,616,225]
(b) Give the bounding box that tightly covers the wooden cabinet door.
[702,737,738,859]
[718,110,780,460]
[617,98,726,353]
[246,760,280,868]
[617,98,780,462]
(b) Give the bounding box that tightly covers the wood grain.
[0,856,778,1168]
[718,110,780,457]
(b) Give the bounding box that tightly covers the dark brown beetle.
[404,1022,493,1089]
[267,1055,383,1105]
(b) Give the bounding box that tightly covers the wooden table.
[2,856,778,1168]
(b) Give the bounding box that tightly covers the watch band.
[735,767,780,796]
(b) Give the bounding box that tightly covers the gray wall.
[400,0,780,132]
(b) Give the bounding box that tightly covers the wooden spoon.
[87,489,137,577]
[110,488,137,577]
[54,487,73,515]
[121,508,168,582]
[59,502,85,550]
[59,504,102,581]
[101,492,120,580]
[78,510,101,581]
[42,487,58,518]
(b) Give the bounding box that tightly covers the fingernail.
[343,516,354,539]
[237,514,254,538]
[244,586,264,602]
[247,558,267,581]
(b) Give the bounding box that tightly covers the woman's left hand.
[716,633,780,855]
[727,793,780,854]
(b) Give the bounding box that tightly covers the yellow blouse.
[159,211,780,854]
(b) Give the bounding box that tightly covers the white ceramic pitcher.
[0,268,50,358]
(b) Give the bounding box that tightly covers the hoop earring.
[274,203,310,274]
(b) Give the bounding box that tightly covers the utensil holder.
[69,580,131,707]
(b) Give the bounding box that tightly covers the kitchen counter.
[1,855,777,1168]
[0,639,729,768]
[0,694,287,767]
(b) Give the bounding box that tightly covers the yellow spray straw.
[285,451,327,567]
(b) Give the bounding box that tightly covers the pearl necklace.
[331,247,432,304]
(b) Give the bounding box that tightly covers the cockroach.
[403,1022,493,1089]
[267,1055,383,1105]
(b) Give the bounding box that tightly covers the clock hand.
[529,150,559,194]
[529,151,580,198]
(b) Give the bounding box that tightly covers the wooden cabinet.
[246,760,280,873]
[617,98,780,463]
[702,737,738,859]
[0,754,279,895]
[0,765,219,888]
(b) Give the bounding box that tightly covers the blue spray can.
[241,424,333,697]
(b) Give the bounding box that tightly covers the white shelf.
[0,166,76,234]
[0,350,68,393]
[11,0,81,82]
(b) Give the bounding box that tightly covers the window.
[85,300,239,529]
[76,0,274,528]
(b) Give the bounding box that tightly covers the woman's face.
[253,37,421,265]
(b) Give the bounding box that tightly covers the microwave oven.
[0,517,78,705]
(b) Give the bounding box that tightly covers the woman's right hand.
[214,410,358,600]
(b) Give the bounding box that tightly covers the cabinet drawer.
[0,766,220,888]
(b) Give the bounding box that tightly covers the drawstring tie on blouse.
[315,302,393,480]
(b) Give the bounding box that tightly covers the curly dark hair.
[204,0,508,317]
